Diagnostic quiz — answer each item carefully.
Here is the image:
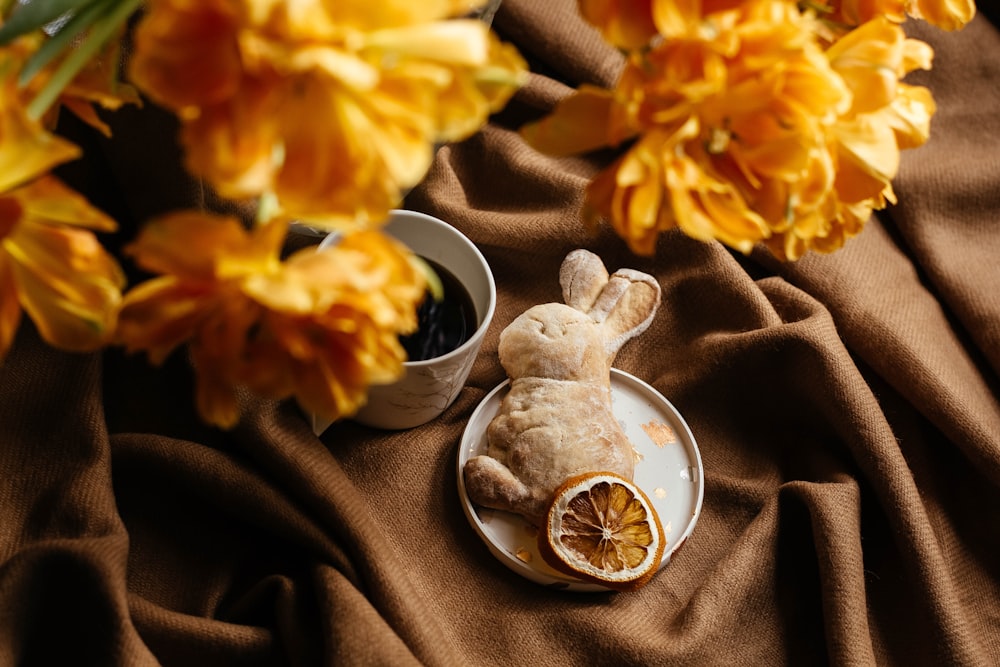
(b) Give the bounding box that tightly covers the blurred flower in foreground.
[578,0,975,42]
[815,0,975,31]
[116,213,426,428]
[0,44,124,362]
[521,0,940,260]
[128,0,528,228]
[577,0,660,48]
[0,3,143,132]
[790,16,936,259]
[54,39,143,137]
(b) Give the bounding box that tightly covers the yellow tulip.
[524,0,941,260]
[578,0,660,48]
[129,0,527,227]
[814,0,975,31]
[0,51,124,361]
[117,212,425,428]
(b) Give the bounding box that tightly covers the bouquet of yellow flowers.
[0,0,975,429]
[0,0,526,427]
[521,0,975,260]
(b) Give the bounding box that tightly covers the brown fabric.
[3,2,1000,665]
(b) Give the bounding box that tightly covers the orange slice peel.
[538,471,665,592]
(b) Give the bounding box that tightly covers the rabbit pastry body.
[463,250,661,525]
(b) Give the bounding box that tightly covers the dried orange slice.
[539,471,665,591]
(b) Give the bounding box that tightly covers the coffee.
[401,257,478,361]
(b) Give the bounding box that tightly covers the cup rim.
[320,209,496,368]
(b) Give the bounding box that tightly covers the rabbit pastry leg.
[463,455,540,519]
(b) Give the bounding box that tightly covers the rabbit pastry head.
[497,249,661,383]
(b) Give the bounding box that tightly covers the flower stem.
[25,0,143,121]
[18,0,107,85]
[256,191,280,225]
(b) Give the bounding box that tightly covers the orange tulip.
[524,0,939,260]
[814,0,975,31]
[128,0,527,228]
[0,47,124,361]
[117,212,425,428]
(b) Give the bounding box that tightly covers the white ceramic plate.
[457,369,704,592]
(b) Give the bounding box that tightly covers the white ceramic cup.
[313,209,496,431]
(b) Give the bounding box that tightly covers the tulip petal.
[15,176,117,232]
[0,98,81,193]
[0,258,22,360]
[912,0,976,31]
[7,226,122,351]
[579,0,659,48]
[833,115,899,203]
[130,0,526,224]
[521,87,623,157]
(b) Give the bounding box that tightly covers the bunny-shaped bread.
[463,249,661,524]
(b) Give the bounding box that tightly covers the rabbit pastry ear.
[590,268,661,359]
[560,249,609,313]
[559,248,661,359]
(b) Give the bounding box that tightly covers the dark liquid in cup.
[401,257,478,362]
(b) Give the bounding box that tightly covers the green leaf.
[17,0,108,85]
[0,0,93,45]
[411,255,444,302]
[26,0,142,120]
